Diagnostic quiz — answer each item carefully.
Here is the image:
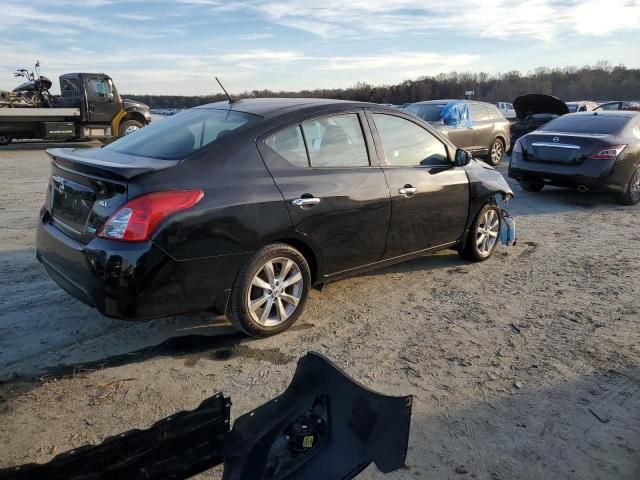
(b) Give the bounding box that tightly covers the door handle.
[398,186,417,197]
[292,197,321,207]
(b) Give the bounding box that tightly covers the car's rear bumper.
[508,154,634,193]
[36,213,247,320]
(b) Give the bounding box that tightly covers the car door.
[258,111,391,275]
[469,103,493,153]
[85,75,120,124]
[367,112,469,258]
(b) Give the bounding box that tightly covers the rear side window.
[265,126,309,167]
[470,104,490,121]
[106,108,260,160]
[301,114,369,167]
[539,115,630,134]
[372,114,448,167]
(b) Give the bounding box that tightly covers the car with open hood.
[509,94,569,150]
[403,100,510,166]
[36,98,514,337]
[509,110,640,205]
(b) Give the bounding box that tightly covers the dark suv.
[403,100,511,166]
[36,98,514,337]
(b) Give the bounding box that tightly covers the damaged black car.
[509,111,640,204]
[36,98,515,337]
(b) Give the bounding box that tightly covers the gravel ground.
[0,141,638,479]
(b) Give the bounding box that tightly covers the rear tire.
[459,203,501,262]
[487,138,504,166]
[227,243,311,337]
[521,181,544,192]
[616,165,640,205]
[118,120,143,137]
[0,135,12,146]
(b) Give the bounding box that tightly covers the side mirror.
[454,148,471,167]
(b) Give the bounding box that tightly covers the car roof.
[194,98,377,118]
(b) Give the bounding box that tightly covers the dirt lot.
[0,141,638,479]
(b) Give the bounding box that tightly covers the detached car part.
[0,352,412,480]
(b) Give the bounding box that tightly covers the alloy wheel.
[476,209,499,255]
[125,125,140,135]
[491,140,503,165]
[247,257,304,327]
[631,168,640,200]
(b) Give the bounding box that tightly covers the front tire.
[487,138,504,166]
[118,120,143,137]
[0,135,12,146]
[616,165,640,205]
[459,203,501,262]
[227,243,311,337]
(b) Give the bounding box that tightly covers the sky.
[0,0,639,95]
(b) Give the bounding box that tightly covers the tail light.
[589,144,627,160]
[98,190,204,242]
[512,139,523,154]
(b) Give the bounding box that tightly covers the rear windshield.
[106,108,261,159]
[404,104,446,122]
[539,115,629,134]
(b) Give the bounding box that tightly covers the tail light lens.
[589,144,627,160]
[98,190,204,242]
[512,139,523,154]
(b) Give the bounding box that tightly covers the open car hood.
[513,94,569,119]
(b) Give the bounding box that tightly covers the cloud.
[236,0,640,41]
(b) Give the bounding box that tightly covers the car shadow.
[357,250,464,279]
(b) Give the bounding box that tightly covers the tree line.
[125,62,639,108]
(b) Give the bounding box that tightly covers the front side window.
[265,126,309,167]
[301,114,369,167]
[106,108,260,159]
[89,79,110,98]
[372,114,448,167]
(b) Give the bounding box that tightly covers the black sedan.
[509,111,640,204]
[36,98,514,337]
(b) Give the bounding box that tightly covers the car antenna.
[215,76,234,104]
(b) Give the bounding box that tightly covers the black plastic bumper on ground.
[36,216,246,320]
[0,352,413,480]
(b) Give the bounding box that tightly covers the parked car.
[494,101,516,119]
[566,101,599,113]
[509,93,569,150]
[594,101,640,112]
[509,111,640,204]
[36,98,514,337]
[404,100,510,166]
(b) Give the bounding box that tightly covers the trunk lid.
[519,132,613,164]
[45,147,179,243]
[513,94,569,119]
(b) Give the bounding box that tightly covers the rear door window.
[372,114,448,167]
[301,114,369,167]
[265,126,309,167]
[489,107,503,119]
[470,104,490,121]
